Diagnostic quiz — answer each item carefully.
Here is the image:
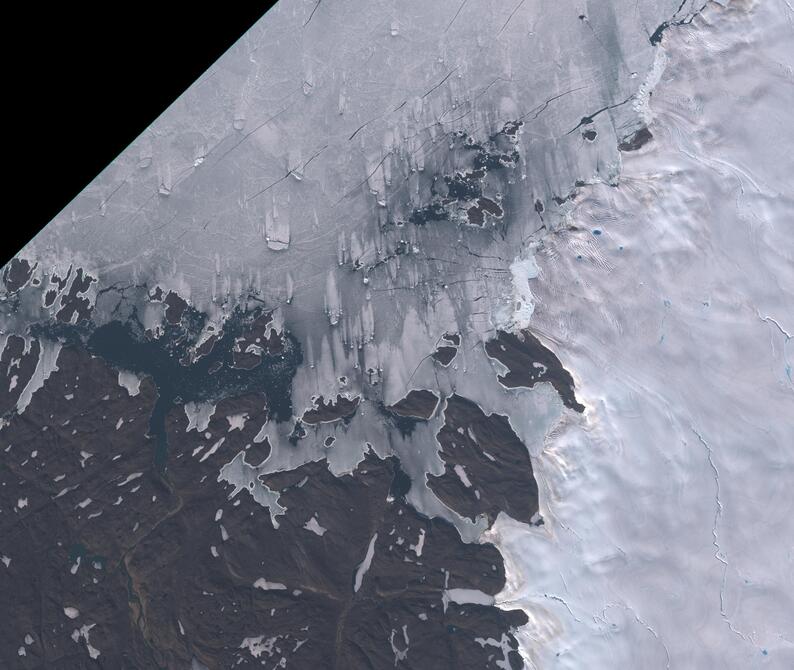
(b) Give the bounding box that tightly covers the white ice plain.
[485,2,794,668]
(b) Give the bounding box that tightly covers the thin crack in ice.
[757,312,792,341]
[691,427,755,646]
[538,593,583,624]
[598,602,671,670]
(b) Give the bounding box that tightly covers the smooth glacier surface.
[486,2,794,667]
